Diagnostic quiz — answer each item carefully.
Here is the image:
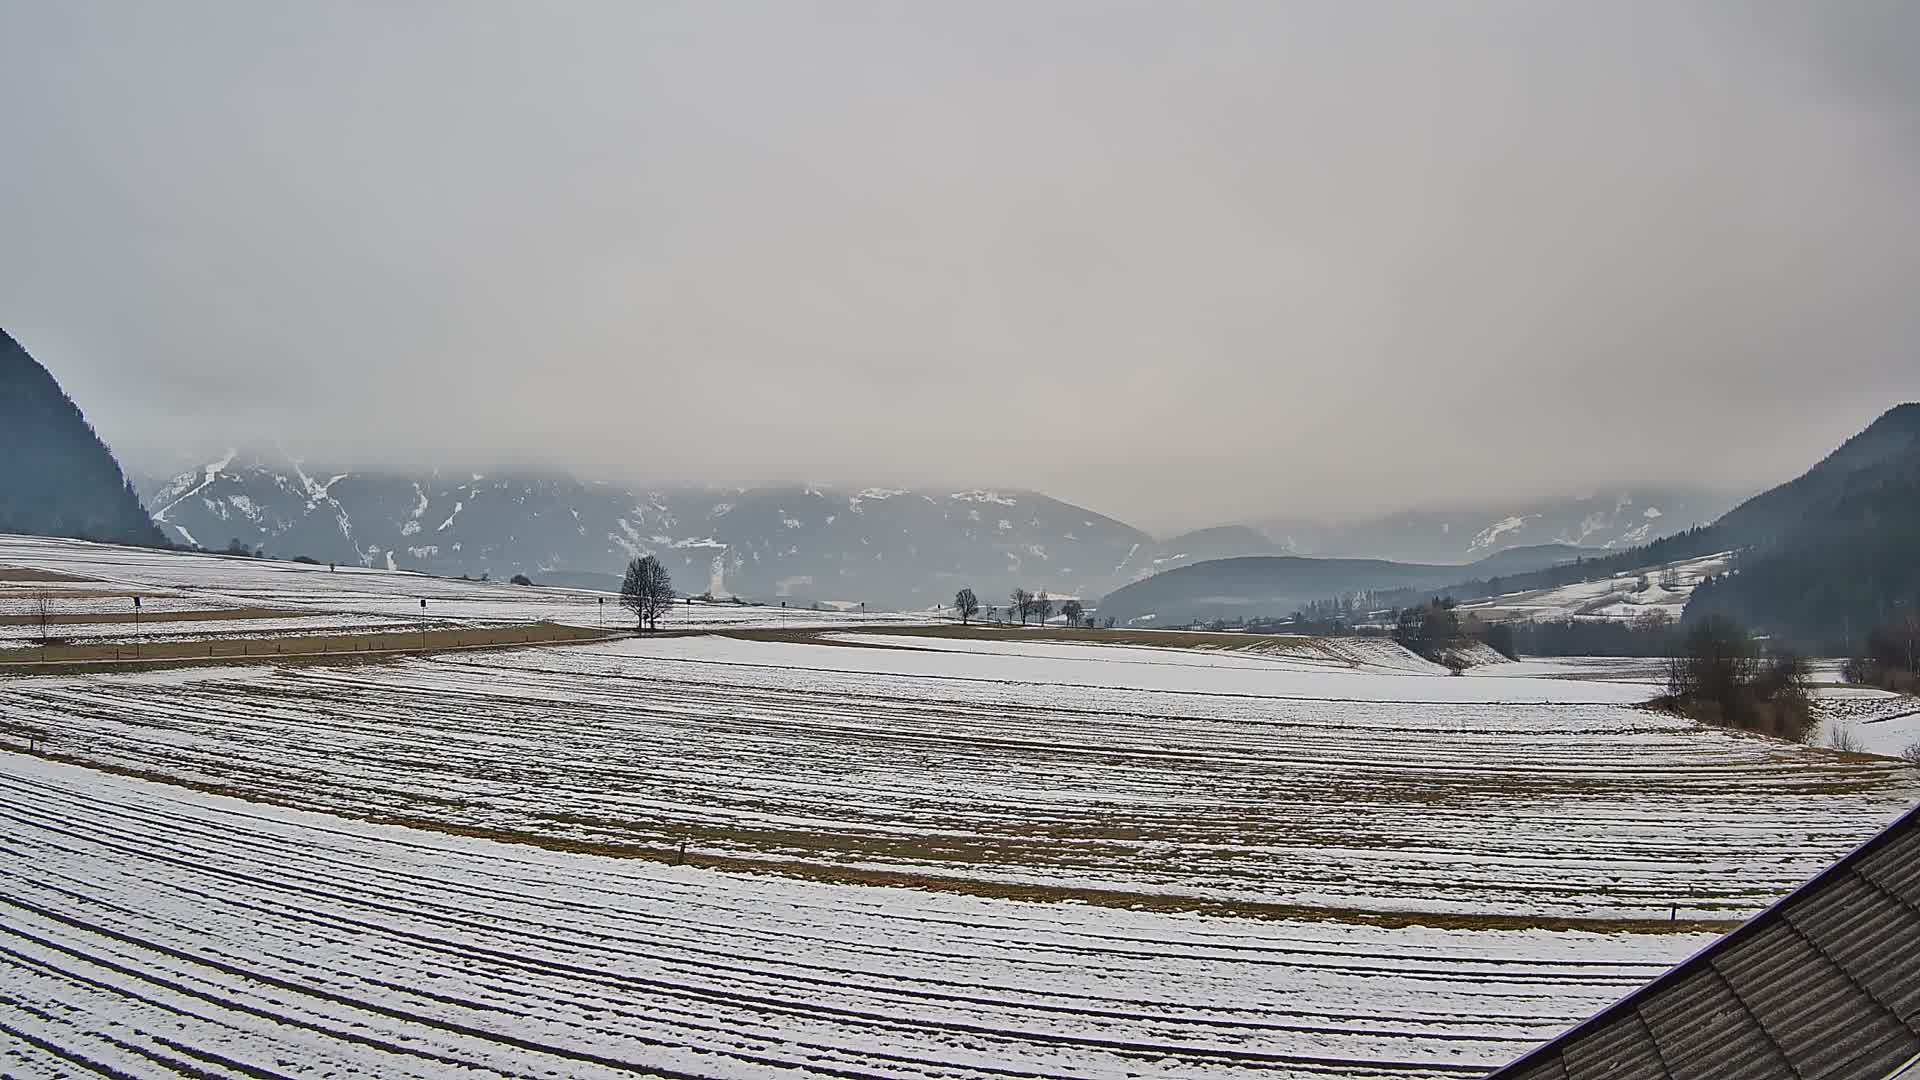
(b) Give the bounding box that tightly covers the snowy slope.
[144,448,1151,608]
[1455,551,1735,623]
[1253,490,1735,565]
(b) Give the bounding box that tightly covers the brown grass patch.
[732,623,1319,653]
[0,588,176,601]
[0,622,610,674]
[0,568,94,583]
[0,607,298,627]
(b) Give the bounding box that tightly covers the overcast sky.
[4,2,1919,531]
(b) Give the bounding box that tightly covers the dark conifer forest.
[0,329,167,547]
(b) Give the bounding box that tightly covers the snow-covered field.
[0,754,1711,1079]
[4,535,1918,1078]
[0,534,925,632]
[1455,552,1734,623]
[1472,656,1920,758]
[1817,694,1920,759]
[7,633,1913,924]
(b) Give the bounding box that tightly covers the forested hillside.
[1424,404,1920,651]
[1687,406,1920,649]
[0,329,166,547]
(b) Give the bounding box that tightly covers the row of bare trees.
[952,587,1087,627]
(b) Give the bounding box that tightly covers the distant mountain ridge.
[1251,490,1735,565]
[1107,404,1920,645]
[144,447,1154,608]
[0,329,165,547]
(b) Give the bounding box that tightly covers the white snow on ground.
[748,633,1644,704]
[0,534,925,632]
[1469,515,1536,553]
[4,533,1918,1077]
[1816,693,1920,758]
[6,633,1913,922]
[0,753,1710,1079]
[149,448,236,523]
[1456,552,1734,624]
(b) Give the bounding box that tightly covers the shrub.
[510,574,534,586]
[1899,742,1920,766]
[1655,617,1813,742]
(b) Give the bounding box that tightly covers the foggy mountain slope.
[1139,525,1288,575]
[1096,544,1599,625]
[1710,402,1920,546]
[1251,490,1735,565]
[145,449,1151,608]
[1125,404,1920,642]
[1444,403,1920,641]
[1685,403,1920,646]
[0,329,166,547]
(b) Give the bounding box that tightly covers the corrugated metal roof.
[1488,802,1920,1080]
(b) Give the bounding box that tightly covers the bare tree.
[954,587,979,625]
[32,590,52,646]
[1032,591,1054,625]
[620,555,675,632]
[1010,588,1032,626]
[1061,599,1084,626]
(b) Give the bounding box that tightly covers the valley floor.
[3,534,1918,1078]
[2,753,1702,1079]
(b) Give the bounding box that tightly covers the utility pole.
[419,598,427,651]
[132,594,141,659]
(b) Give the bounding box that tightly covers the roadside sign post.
[133,595,141,659]
[420,598,427,651]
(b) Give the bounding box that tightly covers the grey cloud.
[4,1,1919,532]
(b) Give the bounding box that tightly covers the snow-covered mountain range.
[142,448,1153,608]
[1249,491,1737,565]
[139,448,1732,610]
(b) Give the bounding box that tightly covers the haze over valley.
[6,4,1920,1079]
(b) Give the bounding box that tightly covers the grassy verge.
[0,568,93,583]
[731,623,1320,653]
[0,623,610,674]
[0,607,299,627]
